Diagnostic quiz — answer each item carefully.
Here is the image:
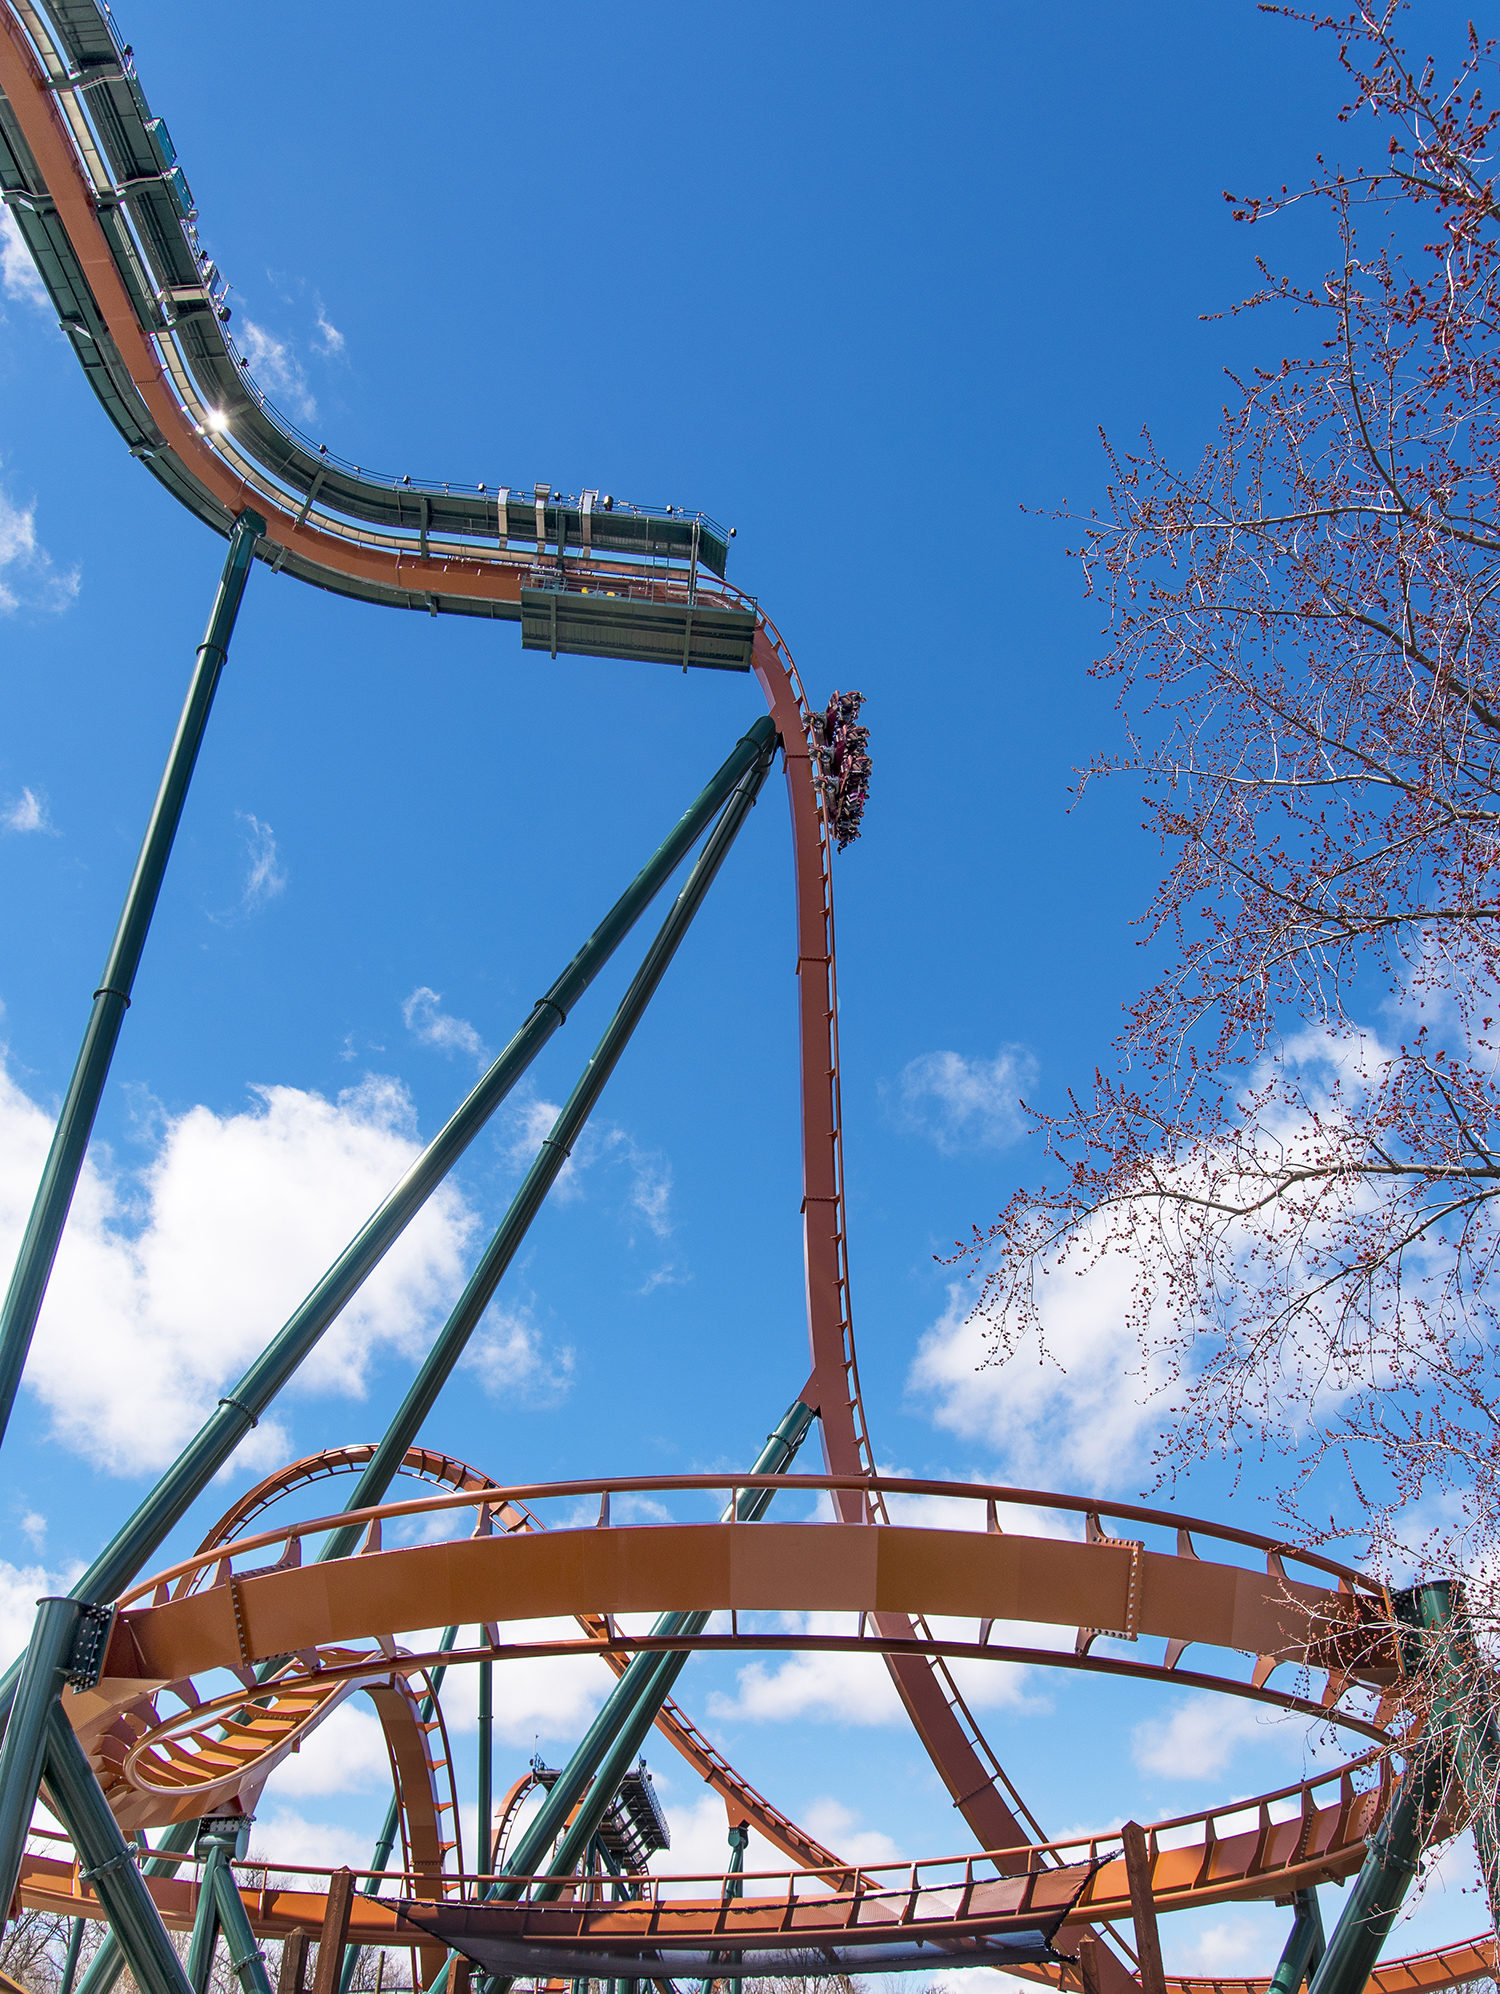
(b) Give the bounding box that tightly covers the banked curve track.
[0,5,1489,1991]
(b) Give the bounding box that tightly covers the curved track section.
[0,10,1482,1990]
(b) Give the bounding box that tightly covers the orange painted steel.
[197,1445,850,1879]
[1,4,1486,1984]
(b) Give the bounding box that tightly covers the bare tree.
[953,5,1500,1585]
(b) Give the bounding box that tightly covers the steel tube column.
[1307,1582,1479,1994]
[74,1820,199,1994]
[185,1843,225,1994]
[0,511,265,1454]
[1,715,777,1642]
[208,1833,274,1994]
[320,727,779,1562]
[0,1597,87,1912]
[484,1402,816,1905]
[43,1706,195,1994]
[477,1661,493,1881]
[1268,1890,1325,1994]
[74,1821,199,1994]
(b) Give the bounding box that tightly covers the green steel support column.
[321,731,779,1563]
[491,1401,814,1900]
[1307,1580,1485,1994]
[698,1824,748,1994]
[185,1843,225,1994]
[1402,1579,1500,1928]
[58,1916,84,1994]
[0,511,265,1454]
[477,1659,493,1884]
[208,1830,274,1994]
[74,1820,199,1994]
[429,1400,816,1994]
[42,1705,194,1994]
[1267,1890,1324,1994]
[0,717,776,1659]
[339,1629,459,1994]
[0,1597,90,1914]
[725,1825,747,1994]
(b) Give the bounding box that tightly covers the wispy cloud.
[18,1512,44,1550]
[239,316,317,421]
[2,788,55,834]
[313,305,345,356]
[463,1300,575,1408]
[885,1045,1037,1155]
[0,477,80,615]
[402,986,489,1064]
[1132,1692,1299,1781]
[237,811,287,913]
[0,208,47,310]
[500,1089,673,1237]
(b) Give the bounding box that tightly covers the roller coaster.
[0,9,1497,1994]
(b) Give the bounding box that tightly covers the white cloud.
[0,207,47,310]
[0,477,79,615]
[0,1555,86,1673]
[238,811,287,911]
[705,1616,910,1726]
[888,1046,1037,1154]
[800,1796,904,1868]
[1132,1692,1300,1781]
[313,306,345,356]
[908,1272,1175,1492]
[500,1090,673,1238]
[239,317,317,421]
[1,787,54,834]
[18,1512,44,1549]
[463,1301,575,1409]
[265,1698,392,1797]
[403,986,488,1064]
[0,1056,479,1473]
[244,1808,373,1873]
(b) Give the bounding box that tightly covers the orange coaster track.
[0,0,1490,1986]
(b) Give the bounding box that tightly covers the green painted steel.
[43,1704,195,1994]
[0,715,778,1646]
[208,1826,275,1994]
[1267,1889,1325,1994]
[1306,1580,1500,1994]
[422,1399,817,1994]
[0,1598,86,1916]
[0,511,264,1454]
[486,1404,813,1897]
[478,1659,494,1877]
[320,726,779,1563]
[1401,1580,1500,1926]
[74,1820,200,1994]
[186,1842,225,1994]
[59,1916,85,1994]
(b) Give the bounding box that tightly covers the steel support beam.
[185,1842,225,1994]
[320,726,778,1561]
[429,1401,816,1994]
[1268,1889,1325,1994]
[0,717,778,1708]
[1307,1580,1498,1994]
[42,1705,194,1994]
[0,511,264,1454]
[74,1820,199,1994]
[0,1598,85,1914]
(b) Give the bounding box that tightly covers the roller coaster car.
[520,582,757,672]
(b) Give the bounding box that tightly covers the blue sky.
[0,0,1490,1978]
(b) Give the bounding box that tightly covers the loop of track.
[0,5,1488,1983]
